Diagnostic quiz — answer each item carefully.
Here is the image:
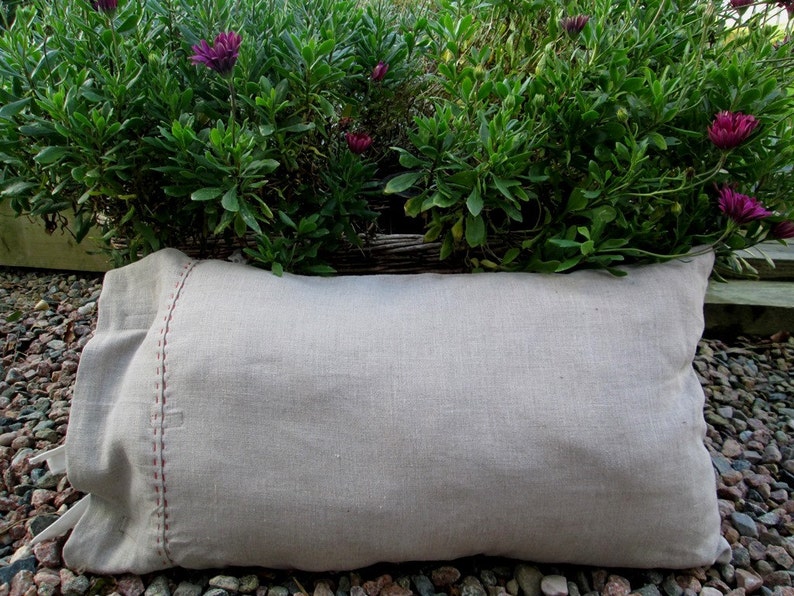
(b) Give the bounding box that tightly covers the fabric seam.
[153,258,197,566]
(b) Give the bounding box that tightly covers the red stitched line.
[154,259,196,566]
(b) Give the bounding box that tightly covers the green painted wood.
[733,242,794,280]
[0,203,111,272]
[705,280,794,335]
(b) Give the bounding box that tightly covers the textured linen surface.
[63,248,730,574]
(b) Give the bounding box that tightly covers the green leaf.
[646,132,667,150]
[466,185,483,216]
[501,247,520,265]
[465,214,486,247]
[271,262,284,276]
[34,146,69,165]
[548,238,581,249]
[221,187,239,212]
[191,187,223,201]
[384,172,422,194]
[306,264,336,275]
[0,98,30,121]
[278,211,298,229]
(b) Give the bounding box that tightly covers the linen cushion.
[61,248,730,573]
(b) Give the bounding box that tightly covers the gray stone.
[118,576,146,596]
[506,581,520,596]
[314,583,334,596]
[733,545,752,567]
[0,556,36,585]
[712,453,735,475]
[732,512,761,538]
[480,572,498,588]
[204,590,229,596]
[60,569,90,596]
[27,513,59,536]
[173,583,203,596]
[632,587,661,596]
[758,511,781,526]
[209,577,239,593]
[412,576,435,596]
[700,588,723,596]
[541,576,568,596]
[462,578,487,596]
[661,576,683,596]
[239,577,260,595]
[268,588,289,596]
[145,576,172,596]
[515,565,543,596]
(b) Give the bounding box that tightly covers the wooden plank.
[733,242,794,280]
[705,280,794,335]
[0,203,111,272]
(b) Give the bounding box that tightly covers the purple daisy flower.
[771,220,794,239]
[345,132,373,154]
[718,186,772,225]
[560,15,590,35]
[92,0,118,14]
[708,111,759,150]
[371,61,389,82]
[191,31,242,77]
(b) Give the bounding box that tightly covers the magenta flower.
[771,220,794,239]
[371,61,389,82]
[708,111,759,149]
[345,132,373,154]
[718,186,772,225]
[92,0,118,13]
[190,32,242,77]
[560,15,590,35]
[730,0,753,9]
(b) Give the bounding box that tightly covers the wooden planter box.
[0,203,111,272]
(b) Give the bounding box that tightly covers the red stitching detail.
[154,258,196,567]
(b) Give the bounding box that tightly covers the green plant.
[0,0,792,275]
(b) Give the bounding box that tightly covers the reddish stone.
[602,576,631,596]
[735,570,763,594]
[32,540,61,568]
[722,470,744,486]
[53,487,80,508]
[432,568,461,588]
[30,489,56,508]
[33,569,61,589]
[10,571,35,596]
[763,573,792,588]
[676,577,701,593]
[380,584,412,596]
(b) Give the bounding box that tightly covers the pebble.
[735,571,763,594]
[541,576,569,596]
[60,569,90,596]
[240,576,260,594]
[701,589,723,596]
[433,568,462,588]
[145,576,171,596]
[462,577,488,596]
[173,583,203,596]
[203,590,229,596]
[732,512,761,538]
[118,575,147,596]
[412,576,435,596]
[603,577,631,596]
[31,541,60,568]
[209,577,240,593]
[515,566,543,596]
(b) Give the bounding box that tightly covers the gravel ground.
[0,267,792,596]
